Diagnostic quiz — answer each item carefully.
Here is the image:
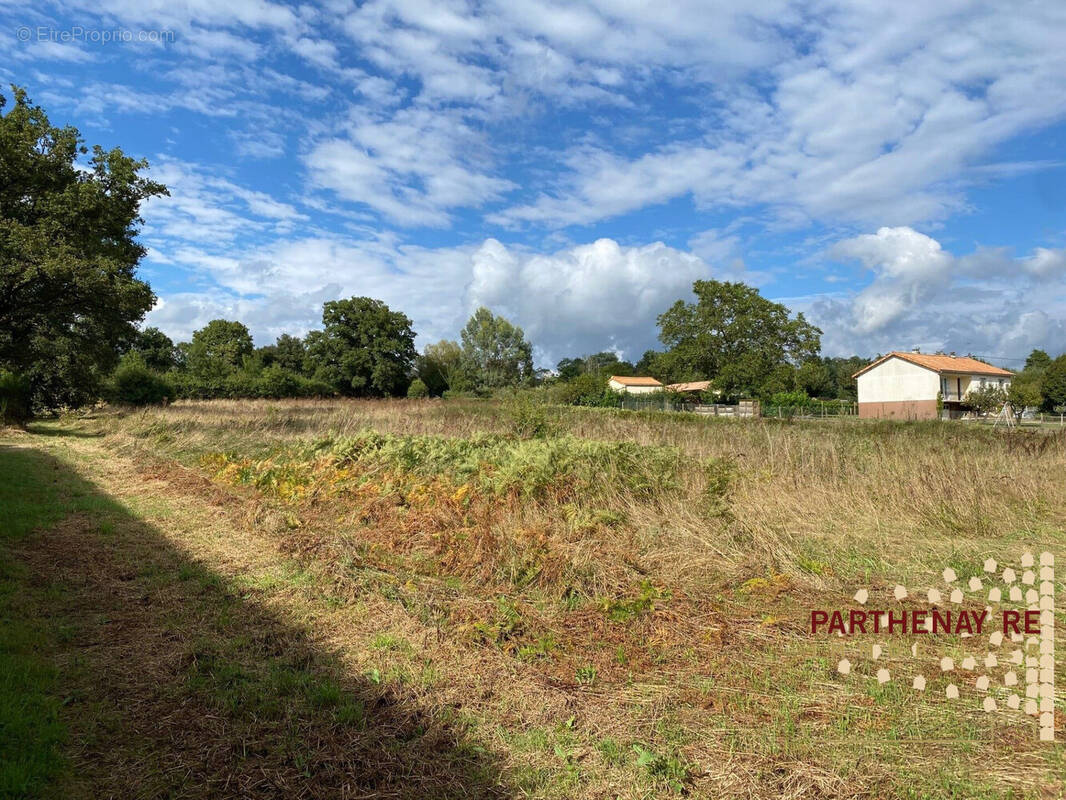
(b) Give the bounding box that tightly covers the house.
[607,375,663,394]
[852,351,1013,420]
[666,380,712,395]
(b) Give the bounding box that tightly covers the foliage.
[656,280,821,398]
[107,354,174,405]
[129,327,177,372]
[1007,369,1043,411]
[549,373,617,406]
[416,339,466,396]
[1024,349,1051,371]
[0,370,31,424]
[407,378,429,398]
[460,307,534,393]
[320,430,681,502]
[963,384,1007,416]
[795,359,835,399]
[767,390,811,408]
[306,297,416,397]
[170,367,330,400]
[506,395,554,439]
[0,87,167,410]
[257,334,308,375]
[1042,354,1066,412]
[185,320,254,386]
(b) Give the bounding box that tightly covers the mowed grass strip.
[0,443,71,798]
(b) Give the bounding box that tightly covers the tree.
[257,333,308,375]
[417,339,466,396]
[1042,355,1066,412]
[459,307,534,393]
[1007,369,1044,412]
[795,359,835,399]
[555,357,585,381]
[130,327,177,372]
[657,281,821,398]
[306,297,416,397]
[185,320,254,380]
[0,87,168,409]
[1024,349,1052,372]
[965,384,1008,417]
[635,350,666,380]
[583,351,633,377]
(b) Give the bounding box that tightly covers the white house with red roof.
[852,351,1013,420]
[607,375,663,394]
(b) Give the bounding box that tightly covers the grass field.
[2,397,1064,798]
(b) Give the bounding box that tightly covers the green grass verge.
[0,444,71,798]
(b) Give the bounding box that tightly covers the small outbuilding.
[666,380,712,395]
[607,375,663,394]
[852,351,1012,420]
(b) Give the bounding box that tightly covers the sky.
[3,0,1066,368]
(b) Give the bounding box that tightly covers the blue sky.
[3,0,1065,367]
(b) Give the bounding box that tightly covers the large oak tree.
[656,280,821,397]
[306,297,416,397]
[0,87,167,409]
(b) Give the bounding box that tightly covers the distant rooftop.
[609,375,663,386]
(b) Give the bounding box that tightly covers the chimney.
[912,346,921,354]
[949,351,956,357]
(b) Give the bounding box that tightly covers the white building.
[607,375,663,394]
[852,351,1012,420]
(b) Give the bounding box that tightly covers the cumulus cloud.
[805,227,1066,358]
[305,108,516,227]
[143,234,713,363]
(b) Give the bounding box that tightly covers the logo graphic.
[814,551,1056,741]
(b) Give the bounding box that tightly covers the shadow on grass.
[21,423,104,439]
[0,444,509,799]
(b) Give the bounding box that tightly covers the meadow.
[2,397,1064,799]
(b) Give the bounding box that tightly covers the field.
[2,398,1064,799]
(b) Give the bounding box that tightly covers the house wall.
[608,380,660,394]
[939,373,1012,401]
[858,400,939,420]
[856,357,939,404]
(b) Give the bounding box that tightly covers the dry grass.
[13,397,1066,798]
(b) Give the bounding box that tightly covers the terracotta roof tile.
[853,352,1013,379]
[609,375,662,386]
[666,380,712,392]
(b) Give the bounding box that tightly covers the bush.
[0,370,32,424]
[407,378,429,398]
[767,390,811,408]
[550,373,618,407]
[109,358,174,406]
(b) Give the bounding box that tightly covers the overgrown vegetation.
[6,399,1066,797]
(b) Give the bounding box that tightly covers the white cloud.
[806,227,1066,358]
[305,107,516,226]
[144,234,712,363]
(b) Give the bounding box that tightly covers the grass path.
[1,428,509,799]
[2,417,1063,799]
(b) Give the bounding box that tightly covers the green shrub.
[0,370,32,424]
[109,357,174,406]
[550,373,618,407]
[507,394,554,438]
[767,390,810,407]
[407,378,429,398]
